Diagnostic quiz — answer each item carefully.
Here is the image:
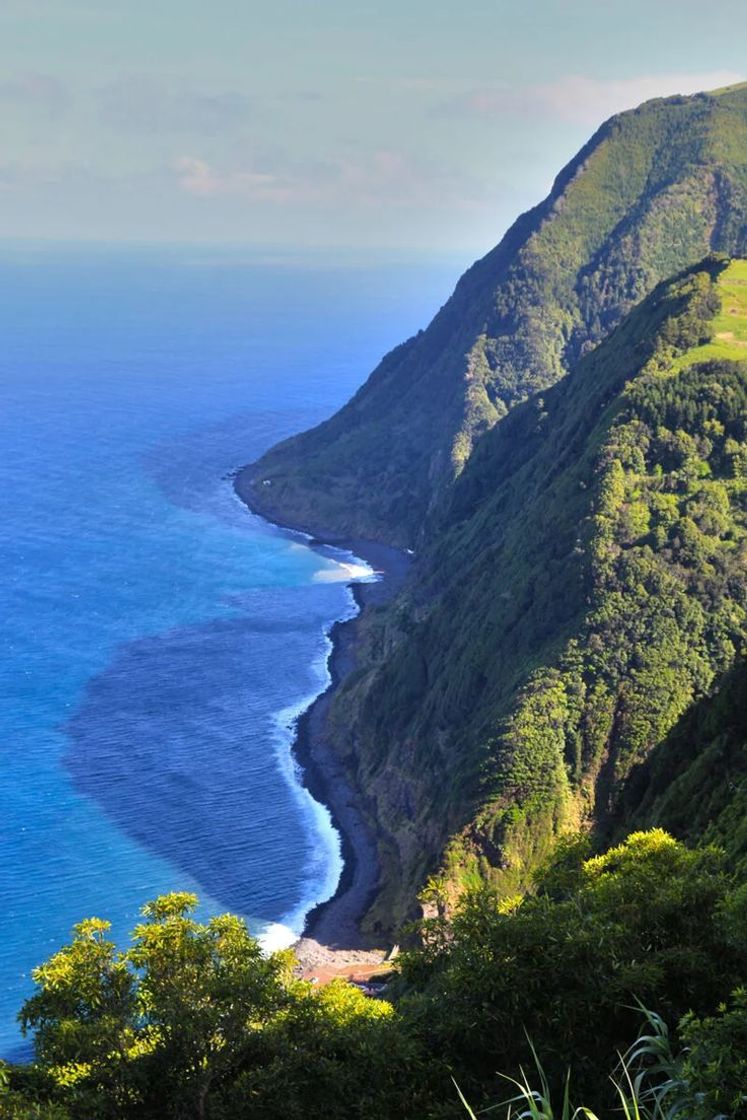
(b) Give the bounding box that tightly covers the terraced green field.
[674,258,747,370]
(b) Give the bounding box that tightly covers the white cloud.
[174,149,489,214]
[175,157,292,202]
[448,70,746,127]
[98,80,253,136]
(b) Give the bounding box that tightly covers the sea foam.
[264,545,378,947]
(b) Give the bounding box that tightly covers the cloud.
[0,159,146,192]
[175,157,292,202]
[98,80,253,136]
[0,72,69,115]
[174,148,490,214]
[444,70,746,127]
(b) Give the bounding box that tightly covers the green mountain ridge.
[242,82,747,547]
[327,256,747,930]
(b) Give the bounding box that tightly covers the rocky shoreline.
[233,466,410,972]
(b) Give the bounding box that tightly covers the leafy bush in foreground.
[398,830,747,1111]
[10,894,430,1120]
[5,831,746,1118]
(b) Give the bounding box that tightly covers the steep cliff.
[327,257,747,930]
[240,83,747,548]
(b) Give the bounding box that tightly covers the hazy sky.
[1,0,745,253]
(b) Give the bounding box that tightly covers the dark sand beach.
[233,466,411,975]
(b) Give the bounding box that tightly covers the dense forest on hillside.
[241,83,747,545]
[326,257,747,930]
[619,654,747,868]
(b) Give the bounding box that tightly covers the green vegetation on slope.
[619,654,747,876]
[5,831,746,1118]
[4,893,424,1120]
[398,830,747,1112]
[240,83,747,546]
[672,257,747,369]
[324,257,747,930]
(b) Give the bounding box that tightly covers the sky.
[0,0,745,254]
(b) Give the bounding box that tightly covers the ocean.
[0,242,457,1057]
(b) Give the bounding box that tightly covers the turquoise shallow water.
[0,243,456,1057]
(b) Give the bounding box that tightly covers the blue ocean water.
[0,243,457,1057]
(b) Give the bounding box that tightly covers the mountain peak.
[238,83,747,550]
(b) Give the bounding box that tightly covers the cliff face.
[238,83,747,936]
[241,83,747,548]
[329,258,747,931]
